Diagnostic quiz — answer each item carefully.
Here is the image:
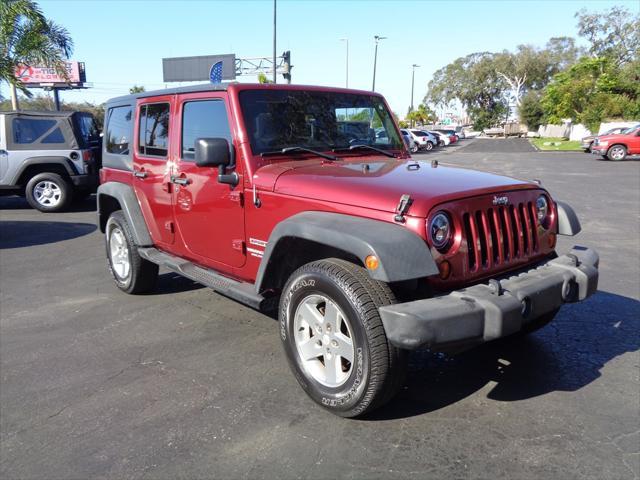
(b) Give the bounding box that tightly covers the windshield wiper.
[261,146,338,161]
[332,144,397,158]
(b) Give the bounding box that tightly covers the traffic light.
[282,51,292,83]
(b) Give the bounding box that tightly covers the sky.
[1,0,637,116]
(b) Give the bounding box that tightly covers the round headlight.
[429,212,452,249]
[536,195,549,226]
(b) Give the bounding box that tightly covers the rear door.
[131,96,175,247]
[171,92,245,270]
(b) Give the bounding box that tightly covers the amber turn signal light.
[365,255,379,270]
[438,260,451,280]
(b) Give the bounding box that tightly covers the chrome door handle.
[170,175,190,186]
[133,170,147,178]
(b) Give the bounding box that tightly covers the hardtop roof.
[105,82,382,105]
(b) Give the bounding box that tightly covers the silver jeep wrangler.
[0,110,101,212]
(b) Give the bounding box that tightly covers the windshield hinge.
[394,194,413,223]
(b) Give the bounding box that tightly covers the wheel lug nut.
[331,340,338,347]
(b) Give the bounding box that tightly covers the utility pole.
[371,35,386,92]
[410,64,419,127]
[340,38,349,88]
[10,83,19,110]
[273,0,277,83]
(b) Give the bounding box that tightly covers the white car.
[428,130,450,146]
[401,129,437,152]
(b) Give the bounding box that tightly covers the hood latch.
[394,194,413,223]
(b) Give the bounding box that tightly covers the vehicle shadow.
[0,195,97,213]
[0,220,97,249]
[153,272,205,295]
[365,290,640,421]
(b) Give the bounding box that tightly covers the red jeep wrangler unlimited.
[97,84,599,417]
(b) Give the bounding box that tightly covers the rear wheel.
[607,144,627,161]
[25,173,72,212]
[279,258,407,417]
[105,211,158,294]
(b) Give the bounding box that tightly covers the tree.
[541,56,640,131]
[257,72,272,84]
[519,91,545,130]
[129,85,145,94]
[0,0,73,109]
[576,6,640,65]
[426,52,508,130]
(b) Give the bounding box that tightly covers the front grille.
[462,203,539,272]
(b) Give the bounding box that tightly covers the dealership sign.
[14,61,86,86]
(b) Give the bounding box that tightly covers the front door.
[171,93,245,270]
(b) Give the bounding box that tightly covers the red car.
[97,83,598,417]
[591,125,640,160]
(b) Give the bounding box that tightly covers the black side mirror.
[194,138,238,186]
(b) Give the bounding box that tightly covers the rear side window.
[77,115,100,145]
[105,106,132,155]
[41,128,65,144]
[139,103,170,157]
[181,100,231,160]
[12,118,56,144]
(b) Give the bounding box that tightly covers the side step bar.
[138,247,265,310]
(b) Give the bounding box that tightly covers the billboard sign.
[14,61,86,85]
[163,54,236,82]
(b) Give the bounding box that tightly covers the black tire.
[105,210,158,294]
[279,258,407,418]
[25,172,72,212]
[410,142,418,153]
[425,141,434,151]
[607,144,627,161]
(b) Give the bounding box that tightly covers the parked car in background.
[401,130,413,151]
[435,129,459,144]
[429,130,450,146]
[581,127,633,153]
[454,126,466,139]
[401,129,435,151]
[0,110,102,212]
[410,129,438,150]
[591,125,640,161]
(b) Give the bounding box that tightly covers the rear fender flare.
[97,182,153,246]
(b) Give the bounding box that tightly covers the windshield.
[239,89,403,155]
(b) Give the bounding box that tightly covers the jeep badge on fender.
[96,83,599,418]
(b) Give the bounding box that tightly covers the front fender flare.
[556,201,581,236]
[255,211,438,292]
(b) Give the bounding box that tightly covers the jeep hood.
[253,157,538,217]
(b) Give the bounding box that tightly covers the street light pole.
[273,0,277,83]
[340,38,349,88]
[372,35,386,92]
[410,64,419,126]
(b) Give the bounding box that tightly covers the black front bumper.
[379,247,599,350]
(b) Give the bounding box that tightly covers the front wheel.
[105,211,158,294]
[279,258,407,417]
[410,142,418,153]
[425,141,434,151]
[607,144,627,161]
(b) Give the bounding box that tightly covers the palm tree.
[0,0,73,109]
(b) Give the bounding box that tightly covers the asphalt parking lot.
[1,139,638,480]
